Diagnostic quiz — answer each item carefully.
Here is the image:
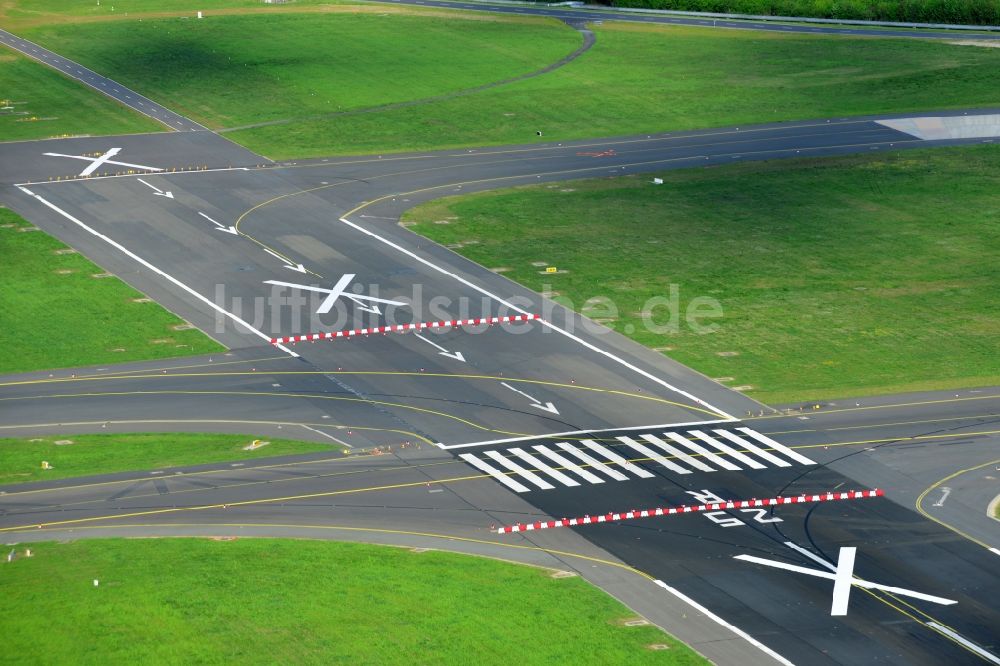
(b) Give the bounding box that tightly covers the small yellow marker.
[545,267,558,273]
[41,461,52,470]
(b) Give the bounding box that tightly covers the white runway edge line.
[652,579,795,666]
[270,314,539,345]
[496,489,883,534]
[18,188,299,358]
[338,216,736,421]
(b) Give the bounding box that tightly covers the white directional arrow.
[198,211,238,236]
[501,381,560,415]
[136,177,174,199]
[263,248,307,274]
[346,295,382,315]
[413,332,466,362]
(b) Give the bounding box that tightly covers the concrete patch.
[877,114,1000,140]
[949,40,1000,48]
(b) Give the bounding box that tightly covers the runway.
[1,11,999,662]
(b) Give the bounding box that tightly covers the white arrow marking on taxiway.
[263,248,307,273]
[932,486,951,507]
[198,212,238,235]
[501,381,559,415]
[413,332,466,362]
[136,177,173,198]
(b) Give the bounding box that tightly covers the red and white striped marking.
[270,313,540,345]
[495,489,884,534]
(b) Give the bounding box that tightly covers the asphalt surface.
[1,12,999,665]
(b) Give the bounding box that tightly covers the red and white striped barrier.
[495,489,884,534]
[270,313,540,345]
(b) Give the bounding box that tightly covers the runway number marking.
[43,147,162,177]
[686,489,784,528]
[735,544,957,616]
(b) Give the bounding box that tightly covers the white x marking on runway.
[263,276,407,314]
[43,147,163,177]
[735,546,956,615]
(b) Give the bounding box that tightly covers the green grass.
[19,11,581,130]
[0,538,704,664]
[225,21,1000,158]
[0,50,160,142]
[19,15,1000,158]
[0,207,222,373]
[0,433,337,486]
[404,145,1000,404]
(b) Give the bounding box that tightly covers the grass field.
[0,433,338,486]
[0,207,221,373]
[0,539,703,664]
[15,13,999,158]
[0,50,159,142]
[226,21,1000,157]
[405,145,1000,404]
[20,11,581,131]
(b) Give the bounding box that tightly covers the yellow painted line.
[0,369,720,417]
[764,412,1000,436]
[915,458,1000,551]
[0,470,488,533]
[0,389,529,437]
[7,521,651,579]
[747,393,1000,422]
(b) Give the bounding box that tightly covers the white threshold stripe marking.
[580,440,655,479]
[733,554,957,605]
[926,622,1000,665]
[338,216,734,421]
[737,427,817,465]
[508,448,579,486]
[640,433,715,472]
[670,431,744,470]
[556,443,629,481]
[830,546,857,616]
[685,430,759,469]
[714,429,792,467]
[990,547,1000,557]
[17,188,299,358]
[653,580,795,666]
[433,418,733,450]
[483,450,554,490]
[617,436,691,474]
[532,445,605,484]
[459,453,530,493]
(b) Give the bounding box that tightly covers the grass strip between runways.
[0,538,707,664]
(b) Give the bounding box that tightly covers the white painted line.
[990,547,1000,557]
[617,436,691,474]
[640,433,715,472]
[484,450,554,490]
[580,440,655,479]
[434,418,733,450]
[459,453,530,493]
[736,428,817,465]
[671,431,744,470]
[830,546,856,616]
[653,580,795,666]
[714,430,792,467]
[556,442,629,481]
[338,216,735,421]
[301,424,352,449]
[532,445,605,484]
[926,623,1000,665]
[734,554,957,605]
[508,448,579,487]
[17,188,299,358]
